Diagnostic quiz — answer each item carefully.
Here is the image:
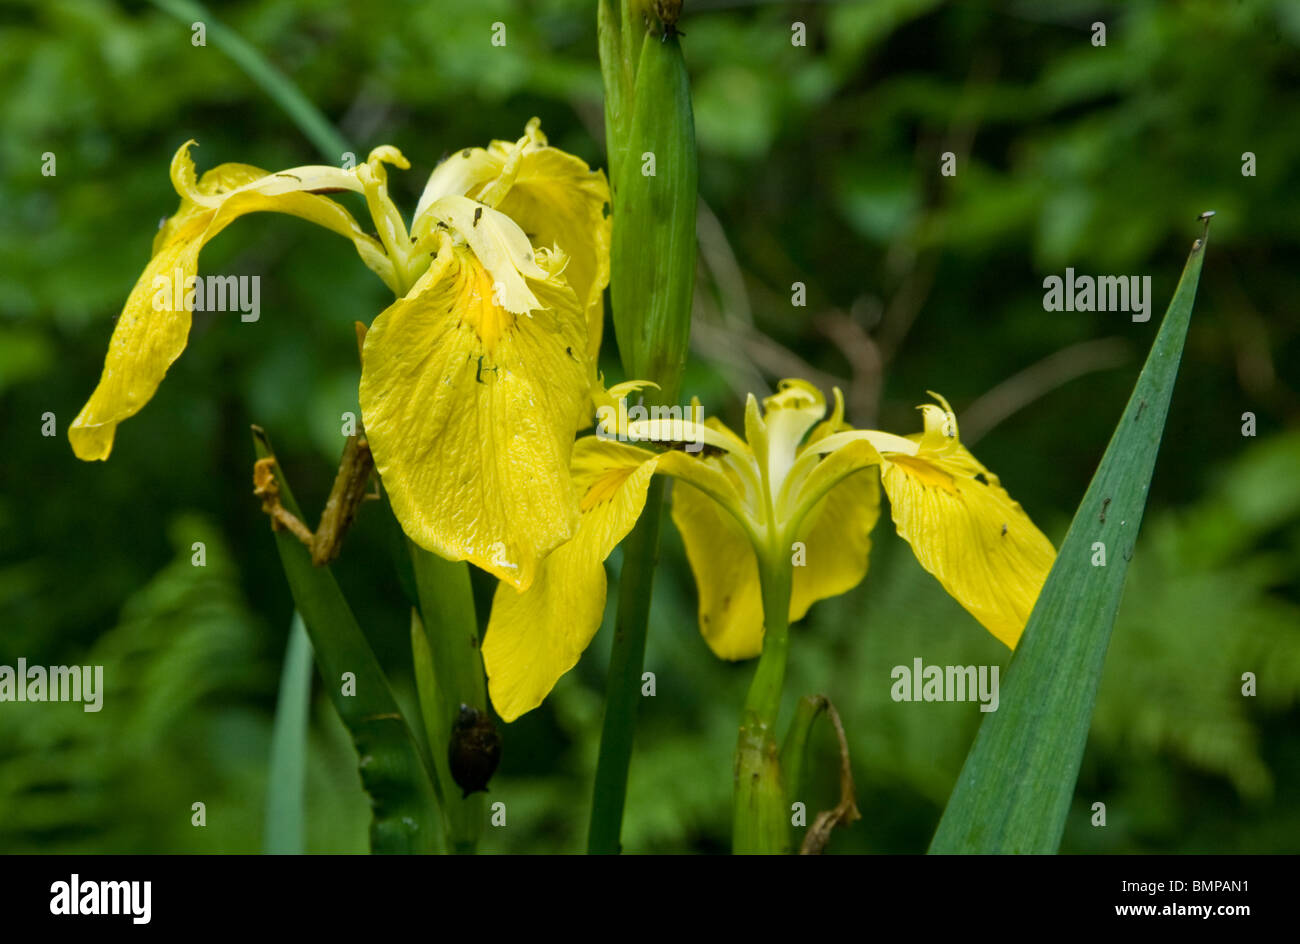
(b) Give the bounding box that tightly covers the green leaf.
[929,220,1212,854]
[252,427,441,854]
[263,611,312,854]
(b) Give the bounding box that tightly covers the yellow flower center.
[459,255,513,353]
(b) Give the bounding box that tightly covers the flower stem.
[587,476,666,854]
[409,543,487,854]
[733,549,793,854]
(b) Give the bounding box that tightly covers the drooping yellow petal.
[359,239,589,591]
[877,396,1055,648]
[482,438,658,721]
[69,142,393,461]
[670,473,766,660]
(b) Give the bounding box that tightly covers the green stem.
[149,0,351,159]
[733,551,793,854]
[587,476,666,854]
[409,543,487,853]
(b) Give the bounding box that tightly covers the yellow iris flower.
[483,378,1056,721]
[69,120,610,590]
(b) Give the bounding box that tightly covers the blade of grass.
[253,426,441,854]
[929,218,1212,854]
[148,0,350,159]
[263,611,313,854]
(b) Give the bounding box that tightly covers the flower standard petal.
[759,379,828,490]
[359,239,589,591]
[69,142,394,461]
[413,121,611,360]
[492,145,611,360]
[482,439,659,722]
[413,145,508,222]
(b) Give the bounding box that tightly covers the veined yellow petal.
[878,401,1055,648]
[69,143,394,461]
[653,413,763,524]
[359,241,589,591]
[483,438,658,721]
[656,448,752,534]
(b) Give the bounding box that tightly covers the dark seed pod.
[448,704,502,798]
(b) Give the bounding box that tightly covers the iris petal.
[69,142,391,461]
[877,399,1055,648]
[482,439,658,721]
[359,241,589,591]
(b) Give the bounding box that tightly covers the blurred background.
[1,0,1298,853]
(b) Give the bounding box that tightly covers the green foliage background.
[1,0,1297,853]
